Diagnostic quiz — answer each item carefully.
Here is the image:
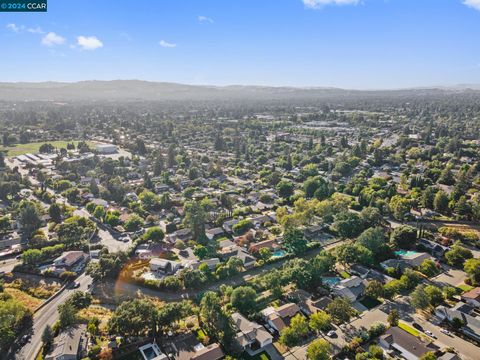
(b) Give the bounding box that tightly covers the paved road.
[0,258,21,273]
[12,274,92,360]
[349,297,478,360]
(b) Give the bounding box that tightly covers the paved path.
[12,274,92,360]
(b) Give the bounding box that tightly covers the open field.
[0,140,95,156]
[4,286,44,311]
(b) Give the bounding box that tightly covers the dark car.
[412,322,424,331]
[71,281,80,289]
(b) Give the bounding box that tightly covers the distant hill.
[0,80,478,102]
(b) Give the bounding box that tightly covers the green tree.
[230,286,257,315]
[387,309,399,327]
[464,258,480,284]
[199,292,236,351]
[277,180,294,199]
[419,352,437,360]
[335,242,373,266]
[42,324,54,347]
[58,302,77,329]
[232,219,253,235]
[142,226,165,243]
[184,200,206,241]
[424,285,444,306]
[124,214,144,232]
[365,280,384,299]
[108,299,157,337]
[357,227,387,258]
[389,195,412,221]
[283,228,308,255]
[326,297,356,324]
[306,339,331,360]
[418,259,438,277]
[410,285,430,310]
[93,205,106,220]
[19,201,42,236]
[48,203,62,223]
[445,241,473,267]
[390,225,417,249]
[309,311,332,333]
[434,191,449,214]
[332,211,364,238]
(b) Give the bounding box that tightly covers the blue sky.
[2,0,480,88]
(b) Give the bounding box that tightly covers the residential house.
[332,276,367,302]
[304,297,333,315]
[149,258,181,275]
[380,259,409,272]
[349,264,394,283]
[379,326,438,360]
[45,325,87,360]
[461,287,480,308]
[165,333,224,360]
[138,342,168,360]
[53,251,88,269]
[418,239,449,258]
[235,249,257,269]
[435,305,480,341]
[261,303,302,333]
[185,258,220,271]
[205,227,225,240]
[397,251,432,267]
[249,239,278,254]
[222,219,239,234]
[231,312,273,356]
[437,353,461,360]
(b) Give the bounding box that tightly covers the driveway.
[432,267,467,288]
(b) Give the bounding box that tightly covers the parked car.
[71,281,80,289]
[412,322,424,331]
[440,329,452,336]
[425,330,436,338]
[327,330,337,337]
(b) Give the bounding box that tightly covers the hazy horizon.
[3,0,480,88]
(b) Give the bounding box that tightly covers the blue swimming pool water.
[272,249,287,258]
[395,250,418,257]
[322,276,341,286]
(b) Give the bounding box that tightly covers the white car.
[425,330,436,338]
[327,330,337,337]
[440,329,452,336]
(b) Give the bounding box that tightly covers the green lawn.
[0,140,94,156]
[458,284,474,293]
[398,321,420,337]
[340,271,350,279]
[241,352,271,360]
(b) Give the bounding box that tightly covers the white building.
[95,144,117,154]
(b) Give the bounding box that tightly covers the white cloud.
[7,23,45,34]
[76,35,103,50]
[463,0,480,11]
[6,23,24,33]
[159,40,177,48]
[302,0,360,9]
[41,32,66,47]
[198,15,214,24]
[27,27,44,34]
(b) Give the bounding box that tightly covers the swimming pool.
[322,276,341,287]
[272,249,287,258]
[395,250,418,257]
